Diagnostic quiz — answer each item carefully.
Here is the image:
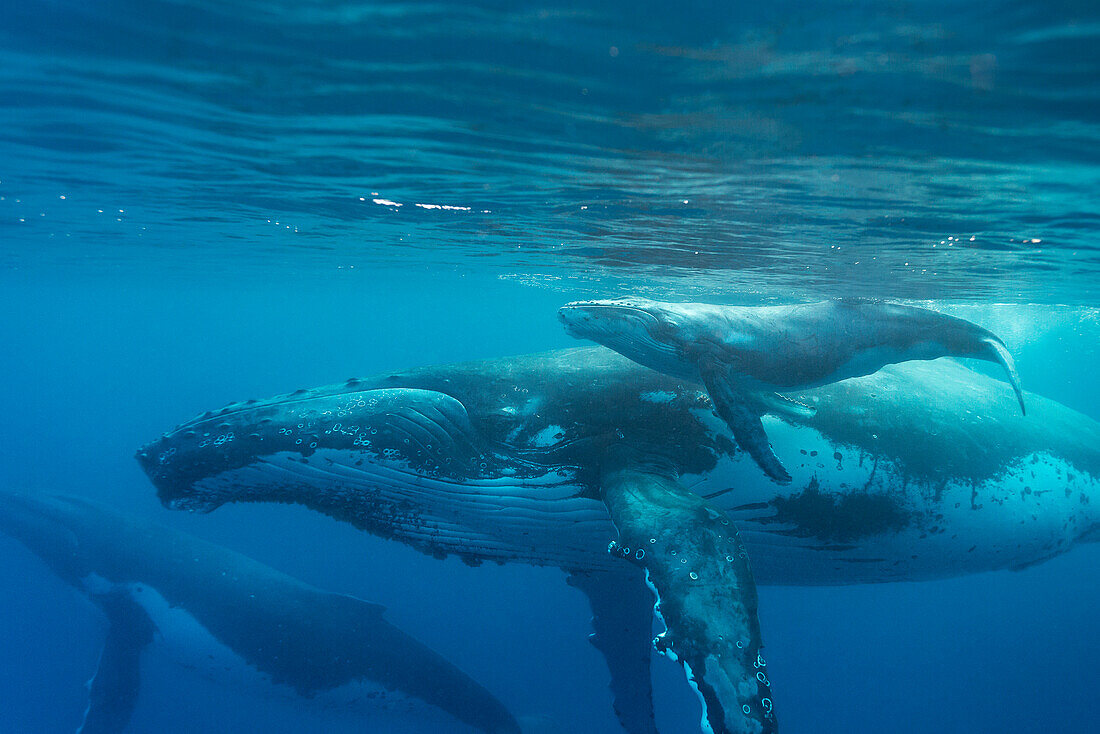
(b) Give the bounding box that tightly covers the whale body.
[136,347,1100,734]
[138,348,1097,585]
[0,492,521,734]
[559,298,1026,482]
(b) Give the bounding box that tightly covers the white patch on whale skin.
[685,415,1098,585]
[79,572,115,596]
[529,425,566,448]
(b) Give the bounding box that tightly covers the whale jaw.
[137,385,616,570]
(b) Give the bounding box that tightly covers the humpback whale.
[0,492,521,734]
[559,298,1025,483]
[137,348,1100,734]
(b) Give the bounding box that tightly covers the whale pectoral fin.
[700,371,791,484]
[600,465,777,734]
[757,393,816,420]
[978,337,1026,415]
[79,591,156,734]
[567,568,658,734]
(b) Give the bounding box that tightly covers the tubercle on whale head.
[559,298,662,334]
[136,385,507,519]
[134,440,231,513]
[558,298,681,367]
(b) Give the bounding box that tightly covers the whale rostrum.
[559,298,1025,483]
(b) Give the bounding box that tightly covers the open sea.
[0,1,1097,733]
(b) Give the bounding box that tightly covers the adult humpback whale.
[559,298,1025,483]
[0,492,521,734]
[137,348,1100,734]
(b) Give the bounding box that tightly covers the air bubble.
[742,705,751,715]
[689,572,698,580]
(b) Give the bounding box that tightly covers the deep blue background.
[0,0,1098,731]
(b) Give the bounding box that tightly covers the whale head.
[559,298,691,377]
[132,380,609,568]
[0,493,93,583]
[135,386,507,514]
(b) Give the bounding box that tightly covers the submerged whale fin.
[600,462,777,734]
[977,337,1026,415]
[701,370,792,484]
[79,590,156,734]
[567,568,658,734]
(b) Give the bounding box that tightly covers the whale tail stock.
[843,298,1026,416]
[976,336,1026,416]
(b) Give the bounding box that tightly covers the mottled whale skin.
[137,347,1100,734]
[138,347,1097,585]
[558,298,1025,483]
[0,493,521,734]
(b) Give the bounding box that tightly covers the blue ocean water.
[0,1,1098,733]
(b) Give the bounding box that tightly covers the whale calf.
[559,298,1025,482]
[0,492,521,734]
[137,348,1099,734]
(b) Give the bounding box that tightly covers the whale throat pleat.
[192,450,615,569]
